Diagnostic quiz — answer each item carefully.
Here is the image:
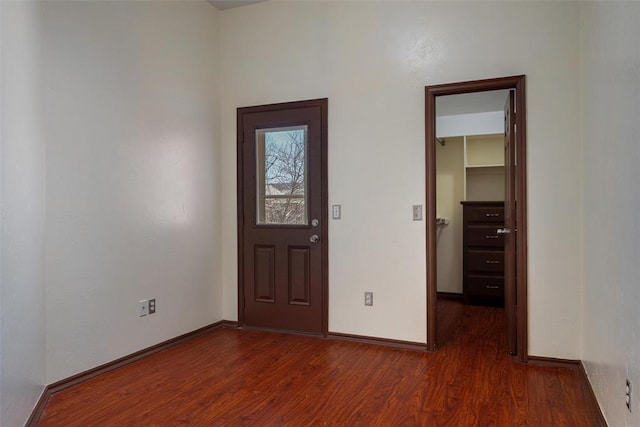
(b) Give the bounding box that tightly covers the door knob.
[497,228,510,234]
[309,234,319,243]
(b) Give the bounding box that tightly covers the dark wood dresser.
[460,201,505,305]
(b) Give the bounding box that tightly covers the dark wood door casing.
[425,76,528,362]
[237,98,328,336]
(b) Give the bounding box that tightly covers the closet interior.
[435,91,508,306]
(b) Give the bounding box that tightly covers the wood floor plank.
[38,301,604,426]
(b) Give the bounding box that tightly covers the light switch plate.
[364,291,373,306]
[413,205,423,221]
[332,205,341,219]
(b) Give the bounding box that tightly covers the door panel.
[288,247,311,305]
[504,90,517,355]
[238,99,327,335]
[254,246,276,303]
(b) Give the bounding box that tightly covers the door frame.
[236,98,329,336]
[425,76,528,362]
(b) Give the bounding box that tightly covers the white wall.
[436,137,464,294]
[4,3,635,424]
[43,1,222,383]
[581,2,640,426]
[436,111,503,138]
[0,2,47,425]
[220,1,582,356]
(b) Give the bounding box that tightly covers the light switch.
[332,205,341,219]
[413,205,423,221]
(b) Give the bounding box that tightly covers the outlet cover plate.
[139,299,148,317]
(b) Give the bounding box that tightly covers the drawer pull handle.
[485,260,500,264]
[485,235,499,239]
[485,213,500,217]
[485,285,500,289]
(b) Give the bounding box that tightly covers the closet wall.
[436,137,465,293]
[466,135,505,202]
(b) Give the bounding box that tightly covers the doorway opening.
[425,76,528,362]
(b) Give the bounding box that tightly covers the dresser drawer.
[467,250,504,273]
[467,275,504,298]
[465,206,504,223]
[466,225,504,248]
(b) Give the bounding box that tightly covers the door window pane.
[256,126,308,225]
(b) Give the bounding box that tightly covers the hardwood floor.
[38,301,603,426]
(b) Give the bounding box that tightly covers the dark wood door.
[237,99,328,335]
[503,90,517,355]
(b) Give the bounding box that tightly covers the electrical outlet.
[149,298,156,314]
[364,291,373,306]
[626,379,632,412]
[139,299,148,317]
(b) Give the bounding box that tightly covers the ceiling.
[436,90,510,117]
[207,0,266,10]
